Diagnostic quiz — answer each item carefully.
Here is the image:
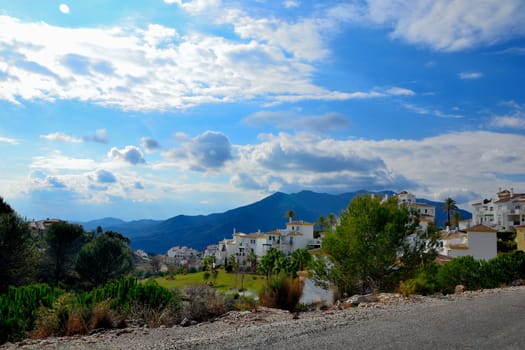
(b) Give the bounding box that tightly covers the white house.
[396,191,436,231]
[471,188,525,231]
[213,220,319,265]
[438,224,497,261]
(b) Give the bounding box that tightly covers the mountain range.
[79,190,472,253]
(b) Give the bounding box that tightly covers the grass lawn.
[154,270,266,294]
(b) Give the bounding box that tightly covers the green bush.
[436,256,483,294]
[399,263,439,296]
[0,284,63,344]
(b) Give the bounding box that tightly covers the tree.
[0,208,37,292]
[75,232,133,288]
[441,197,458,227]
[327,213,336,233]
[0,196,14,215]
[290,248,312,274]
[44,222,87,286]
[285,210,295,222]
[322,195,437,295]
[257,248,287,279]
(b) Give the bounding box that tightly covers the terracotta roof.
[466,224,498,233]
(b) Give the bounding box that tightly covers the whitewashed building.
[438,224,497,261]
[396,191,436,231]
[213,220,319,265]
[471,188,525,231]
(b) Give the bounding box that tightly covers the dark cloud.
[96,170,117,183]
[165,131,232,171]
[243,111,350,134]
[257,141,384,173]
[108,146,145,165]
[83,129,109,144]
[140,137,161,152]
[191,131,232,168]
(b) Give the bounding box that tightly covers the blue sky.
[1,0,524,221]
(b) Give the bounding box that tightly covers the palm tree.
[327,213,336,233]
[286,210,295,223]
[316,215,326,231]
[441,197,458,227]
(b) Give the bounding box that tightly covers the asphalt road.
[266,289,525,350]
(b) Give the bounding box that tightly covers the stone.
[455,285,466,294]
[180,317,191,327]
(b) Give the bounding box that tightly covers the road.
[268,288,525,350]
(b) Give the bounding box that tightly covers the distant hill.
[79,190,471,253]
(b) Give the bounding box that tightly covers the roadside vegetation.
[2,194,525,345]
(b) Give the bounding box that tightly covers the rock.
[347,293,379,306]
[455,285,466,294]
[180,317,191,327]
[511,279,524,286]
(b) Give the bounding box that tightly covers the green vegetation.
[155,270,265,293]
[318,195,439,295]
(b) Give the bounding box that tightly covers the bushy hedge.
[403,251,525,295]
[0,277,182,344]
[0,284,63,344]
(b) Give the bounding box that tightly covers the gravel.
[2,286,524,350]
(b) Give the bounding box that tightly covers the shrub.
[399,263,439,296]
[436,256,483,294]
[0,284,63,344]
[183,284,233,322]
[259,273,304,312]
[33,294,73,338]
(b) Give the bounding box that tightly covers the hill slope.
[80,190,471,253]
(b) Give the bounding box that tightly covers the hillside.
[80,190,471,253]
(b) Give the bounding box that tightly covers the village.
[128,188,525,272]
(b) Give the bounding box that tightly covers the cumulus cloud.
[458,72,483,80]
[164,0,220,15]
[140,137,161,153]
[229,131,525,204]
[107,146,146,165]
[341,0,525,52]
[163,131,232,171]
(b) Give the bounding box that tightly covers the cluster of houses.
[28,188,525,270]
[198,188,525,266]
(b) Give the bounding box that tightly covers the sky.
[1,0,524,221]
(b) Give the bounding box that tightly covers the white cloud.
[348,0,525,51]
[59,4,70,14]
[0,136,19,145]
[40,132,82,143]
[458,72,483,80]
[403,103,464,119]
[0,11,389,111]
[283,1,300,9]
[490,102,525,129]
[231,131,525,204]
[164,0,220,15]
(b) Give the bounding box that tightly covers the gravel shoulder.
[3,286,525,350]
